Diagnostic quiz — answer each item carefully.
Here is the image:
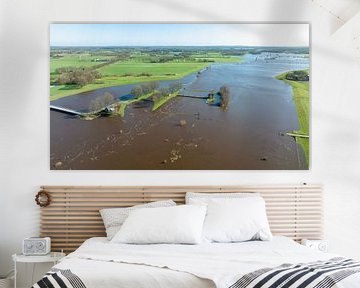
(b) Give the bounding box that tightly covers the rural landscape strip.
[50,52,241,100]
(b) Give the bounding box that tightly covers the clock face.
[36,241,45,250]
[26,242,33,249]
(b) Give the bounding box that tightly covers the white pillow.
[202,197,272,243]
[100,200,176,240]
[111,205,207,244]
[186,192,259,205]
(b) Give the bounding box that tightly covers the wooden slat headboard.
[39,185,323,253]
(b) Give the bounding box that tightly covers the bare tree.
[169,81,182,93]
[148,81,159,91]
[103,92,114,106]
[152,92,161,102]
[131,82,160,99]
[159,87,170,97]
[141,83,151,94]
[131,86,143,98]
[219,85,230,110]
[90,98,102,111]
[89,92,115,112]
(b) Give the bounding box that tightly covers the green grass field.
[50,69,206,101]
[276,70,310,166]
[50,54,115,74]
[50,60,209,100]
[99,62,208,76]
[50,51,242,100]
[192,53,241,63]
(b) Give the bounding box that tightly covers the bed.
[33,185,360,288]
[33,236,360,288]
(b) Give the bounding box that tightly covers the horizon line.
[50,44,309,48]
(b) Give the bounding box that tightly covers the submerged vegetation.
[83,79,232,120]
[85,81,183,118]
[276,69,310,165]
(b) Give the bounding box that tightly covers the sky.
[50,23,309,47]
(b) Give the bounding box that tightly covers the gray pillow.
[186,192,260,204]
[100,200,176,240]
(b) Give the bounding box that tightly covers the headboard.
[39,184,323,253]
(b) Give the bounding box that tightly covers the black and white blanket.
[229,258,360,288]
[32,268,86,288]
[33,258,360,288]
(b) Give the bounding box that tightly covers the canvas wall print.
[50,23,310,170]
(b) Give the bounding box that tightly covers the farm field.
[50,50,241,100]
[50,54,116,73]
[99,62,208,76]
[50,72,202,100]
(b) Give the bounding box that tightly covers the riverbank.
[152,91,179,111]
[276,70,309,165]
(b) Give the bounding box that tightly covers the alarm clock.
[23,237,51,255]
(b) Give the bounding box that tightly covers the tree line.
[285,70,309,81]
[55,67,101,87]
[88,81,183,114]
[131,81,182,99]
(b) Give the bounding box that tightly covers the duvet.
[33,237,360,288]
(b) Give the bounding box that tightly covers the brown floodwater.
[50,53,309,170]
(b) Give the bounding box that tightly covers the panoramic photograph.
[50,23,310,170]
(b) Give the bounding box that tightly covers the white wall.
[1,0,360,285]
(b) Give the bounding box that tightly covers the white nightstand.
[301,239,328,252]
[12,252,65,288]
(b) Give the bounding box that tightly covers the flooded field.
[50,53,309,170]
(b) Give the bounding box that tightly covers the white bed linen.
[55,237,360,288]
[55,258,214,288]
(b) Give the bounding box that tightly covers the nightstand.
[301,239,328,252]
[12,252,65,288]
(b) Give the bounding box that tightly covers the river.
[50,52,309,170]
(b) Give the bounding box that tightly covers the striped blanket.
[230,258,360,288]
[32,268,86,288]
[33,258,360,288]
